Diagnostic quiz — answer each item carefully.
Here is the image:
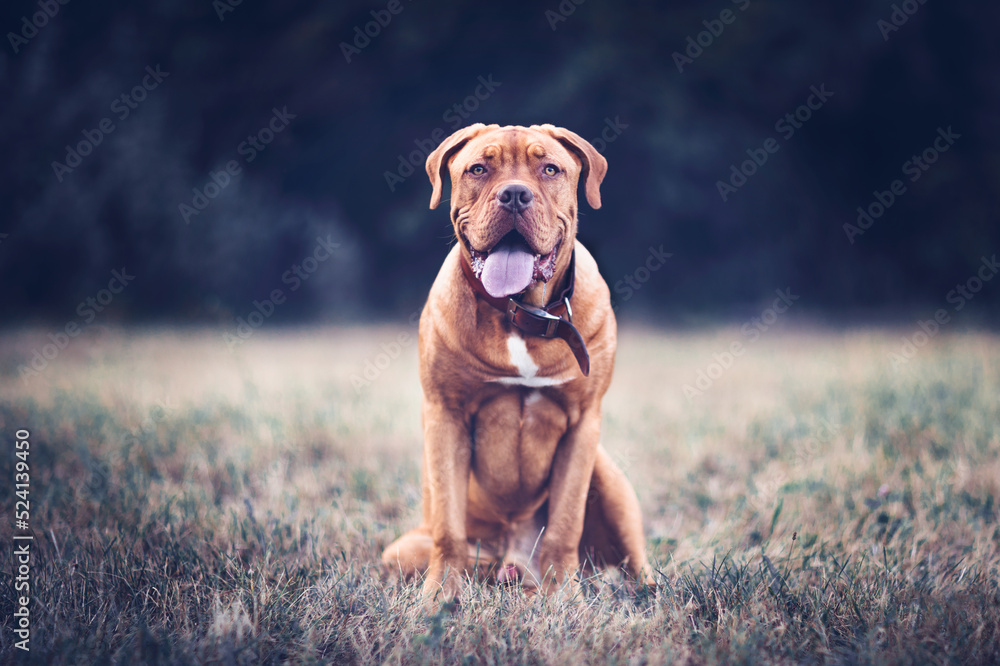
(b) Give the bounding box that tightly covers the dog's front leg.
[538,406,602,596]
[421,398,472,603]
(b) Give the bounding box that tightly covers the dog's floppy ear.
[426,124,492,209]
[531,124,608,209]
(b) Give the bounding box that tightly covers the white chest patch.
[506,335,537,377]
[492,335,569,387]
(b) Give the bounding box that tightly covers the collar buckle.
[506,298,563,338]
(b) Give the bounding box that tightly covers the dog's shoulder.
[570,240,615,336]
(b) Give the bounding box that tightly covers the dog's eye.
[469,164,486,175]
[544,164,560,176]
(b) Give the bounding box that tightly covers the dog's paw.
[630,576,659,601]
[421,569,463,607]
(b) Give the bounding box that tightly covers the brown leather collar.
[459,250,590,376]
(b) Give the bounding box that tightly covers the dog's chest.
[469,386,568,511]
[488,334,572,387]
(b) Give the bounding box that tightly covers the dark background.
[2,0,997,327]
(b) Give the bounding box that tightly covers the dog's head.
[426,124,607,299]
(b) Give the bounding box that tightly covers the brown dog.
[381,123,652,600]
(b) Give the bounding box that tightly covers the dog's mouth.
[468,230,561,299]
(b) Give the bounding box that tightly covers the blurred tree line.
[1,0,997,325]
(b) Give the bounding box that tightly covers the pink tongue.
[481,238,535,298]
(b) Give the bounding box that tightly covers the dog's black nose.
[496,184,533,212]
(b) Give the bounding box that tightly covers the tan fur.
[382,124,652,600]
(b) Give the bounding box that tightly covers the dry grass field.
[1,324,999,664]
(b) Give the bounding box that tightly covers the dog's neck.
[457,247,590,376]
